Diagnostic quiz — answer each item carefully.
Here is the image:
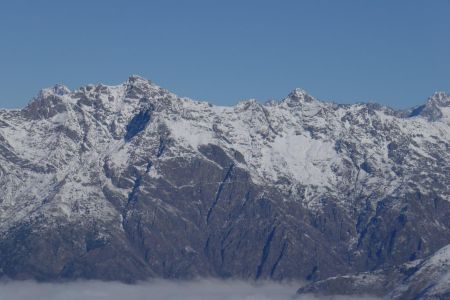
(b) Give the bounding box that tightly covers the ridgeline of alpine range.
[1,76,449,299]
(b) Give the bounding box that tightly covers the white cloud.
[0,279,380,300]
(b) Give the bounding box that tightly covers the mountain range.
[0,76,449,299]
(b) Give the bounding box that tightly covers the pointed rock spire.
[282,88,316,107]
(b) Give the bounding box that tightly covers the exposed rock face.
[0,76,449,293]
[298,244,450,299]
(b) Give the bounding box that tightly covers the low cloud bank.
[0,279,380,300]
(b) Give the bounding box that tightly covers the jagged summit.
[427,91,450,107]
[126,74,154,85]
[287,88,310,99]
[32,84,71,102]
[280,88,317,107]
[124,74,162,93]
[409,91,450,121]
[47,84,71,96]
[12,76,450,121]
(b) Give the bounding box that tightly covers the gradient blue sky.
[0,0,449,108]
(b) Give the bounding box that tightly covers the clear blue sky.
[0,0,449,108]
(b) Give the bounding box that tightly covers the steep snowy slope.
[298,243,450,299]
[0,76,449,287]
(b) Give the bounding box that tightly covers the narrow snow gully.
[206,163,235,224]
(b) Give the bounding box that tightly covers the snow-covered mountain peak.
[289,88,309,98]
[21,84,74,120]
[48,84,71,96]
[34,84,71,100]
[409,91,450,121]
[281,88,317,107]
[124,75,162,94]
[426,91,450,107]
[127,74,153,85]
